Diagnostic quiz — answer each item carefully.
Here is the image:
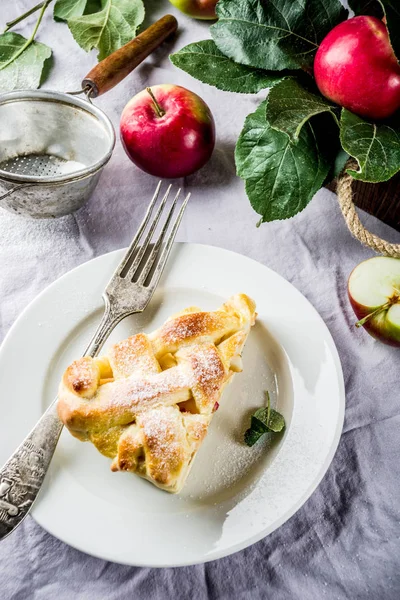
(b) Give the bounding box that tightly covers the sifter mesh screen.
[0,154,86,178]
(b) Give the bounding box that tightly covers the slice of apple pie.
[58,294,256,493]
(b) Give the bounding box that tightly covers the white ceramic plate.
[0,243,344,567]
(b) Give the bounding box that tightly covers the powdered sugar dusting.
[109,334,160,378]
[97,368,191,417]
[188,344,226,401]
[140,407,186,484]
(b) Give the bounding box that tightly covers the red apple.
[348,256,400,346]
[120,84,215,179]
[314,16,400,119]
[168,0,218,20]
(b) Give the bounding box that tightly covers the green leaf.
[54,0,103,21]
[170,40,286,94]
[244,427,264,447]
[54,0,88,21]
[253,398,285,433]
[0,32,52,92]
[235,100,332,222]
[244,392,285,447]
[251,411,269,433]
[266,409,286,433]
[266,77,339,141]
[340,109,400,183]
[67,0,145,60]
[211,0,348,72]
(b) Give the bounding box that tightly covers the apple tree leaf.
[235,100,332,223]
[170,40,287,94]
[67,0,145,60]
[0,32,52,92]
[266,77,339,141]
[211,0,348,72]
[340,109,400,183]
[54,0,88,21]
[54,0,103,21]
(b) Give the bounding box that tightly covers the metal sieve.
[0,15,177,219]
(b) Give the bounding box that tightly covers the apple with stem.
[120,84,215,179]
[168,0,218,20]
[348,256,400,347]
[314,16,400,119]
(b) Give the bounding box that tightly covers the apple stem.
[146,87,165,118]
[355,299,394,328]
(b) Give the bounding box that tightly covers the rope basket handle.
[336,159,400,258]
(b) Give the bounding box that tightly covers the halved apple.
[348,257,400,347]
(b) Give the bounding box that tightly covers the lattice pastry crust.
[58,294,256,493]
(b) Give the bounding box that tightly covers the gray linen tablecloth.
[1,1,399,598]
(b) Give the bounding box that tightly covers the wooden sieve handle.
[81,14,178,98]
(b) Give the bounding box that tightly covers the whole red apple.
[168,0,218,20]
[314,16,400,119]
[120,84,215,178]
[348,256,400,347]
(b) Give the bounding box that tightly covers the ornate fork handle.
[0,309,120,541]
[0,403,63,540]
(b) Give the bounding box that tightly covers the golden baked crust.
[58,294,256,493]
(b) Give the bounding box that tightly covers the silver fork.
[0,182,190,541]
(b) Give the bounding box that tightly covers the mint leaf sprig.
[244,391,285,447]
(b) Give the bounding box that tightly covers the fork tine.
[146,192,190,289]
[137,188,181,286]
[118,181,162,277]
[123,184,172,281]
